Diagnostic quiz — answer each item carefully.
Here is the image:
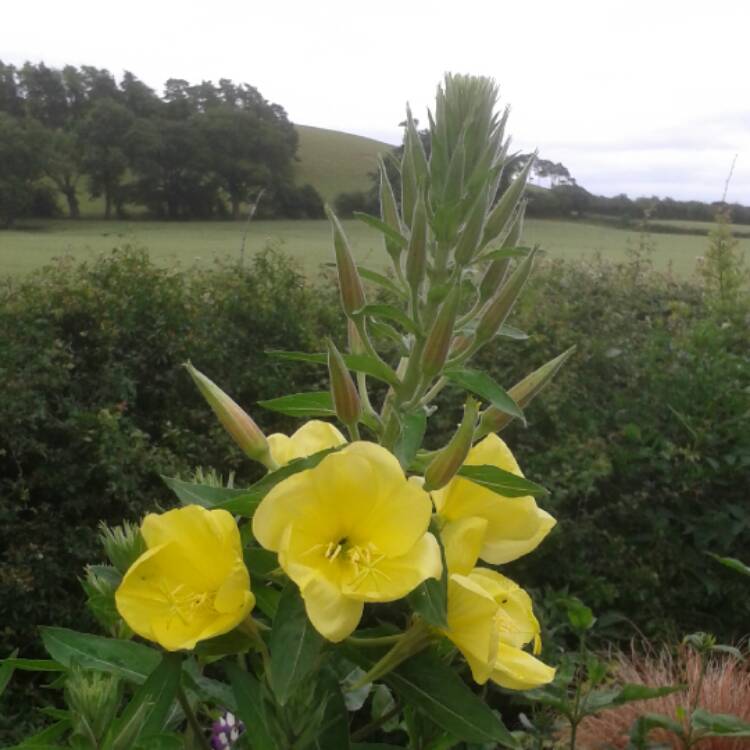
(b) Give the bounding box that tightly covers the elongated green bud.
[482,154,535,248]
[327,338,361,428]
[185,361,272,466]
[327,205,366,316]
[475,248,536,345]
[454,185,489,266]
[477,346,576,436]
[449,332,473,357]
[348,318,365,355]
[98,521,146,574]
[478,202,526,303]
[401,107,425,230]
[406,192,427,291]
[421,284,461,379]
[379,158,402,262]
[424,398,479,491]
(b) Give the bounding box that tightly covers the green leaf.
[357,304,420,336]
[10,719,71,748]
[253,584,281,619]
[111,652,181,744]
[457,464,548,498]
[269,584,326,706]
[444,368,524,421]
[354,212,408,249]
[628,713,685,746]
[266,350,400,387]
[0,658,63,673]
[497,323,529,340]
[357,267,408,299]
[258,392,335,418]
[394,410,427,470]
[244,547,279,578]
[585,684,684,714]
[691,708,750,736]
[384,649,517,746]
[0,648,18,698]
[473,246,531,264]
[352,745,404,749]
[228,664,278,750]
[312,668,351,750]
[194,630,253,657]
[40,627,160,684]
[160,475,252,513]
[564,598,596,632]
[710,553,750,578]
[407,578,447,629]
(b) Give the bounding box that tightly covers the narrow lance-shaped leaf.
[266,350,400,388]
[478,202,526,303]
[357,266,408,300]
[458,464,549,498]
[354,211,408,252]
[444,367,525,423]
[454,185,490,266]
[258,391,336,418]
[269,585,325,706]
[710,553,750,578]
[477,346,576,437]
[378,157,404,264]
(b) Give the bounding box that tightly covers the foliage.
[0,60,322,220]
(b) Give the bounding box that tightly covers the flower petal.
[490,644,556,689]
[299,576,363,642]
[267,420,346,466]
[343,533,442,602]
[441,516,488,575]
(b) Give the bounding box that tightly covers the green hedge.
[1,247,748,667]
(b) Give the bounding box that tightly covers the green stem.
[346,633,404,647]
[351,702,403,742]
[684,653,709,749]
[177,687,212,750]
[569,633,588,750]
[347,422,361,441]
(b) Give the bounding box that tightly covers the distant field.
[294,125,392,202]
[3,217,746,279]
[648,218,750,233]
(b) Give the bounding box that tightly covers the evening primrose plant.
[6,75,575,749]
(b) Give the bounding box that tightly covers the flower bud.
[449,332,473,357]
[185,362,271,466]
[405,191,427,292]
[99,520,146,574]
[474,248,536,345]
[327,338,361,428]
[481,154,535,248]
[479,203,525,303]
[379,158,402,263]
[420,284,461,380]
[454,186,489,266]
[65,667,121,744]
[424,398,479,491]
[477,346,575,436]
[327,206,366,316]
[348,318,365,355]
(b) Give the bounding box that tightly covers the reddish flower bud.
[327,339,361,428]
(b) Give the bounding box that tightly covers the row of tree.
[0,62,324,226]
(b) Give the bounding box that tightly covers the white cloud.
[4,0,750,201]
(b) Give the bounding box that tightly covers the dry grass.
[577,645,750,750]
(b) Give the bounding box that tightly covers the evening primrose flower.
[266,420,346,466]
[115,505,254,651]
[444,568,555,689]
[431,434,555,569]
[252,442,442,642]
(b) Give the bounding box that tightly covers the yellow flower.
[252,442,442,642]
[431,434,555,572]
[115,505,254,651]
[445,568,555,689]
[266,420,347,467]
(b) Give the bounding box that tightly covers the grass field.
[4,217,747,279]
[294,125,391,202]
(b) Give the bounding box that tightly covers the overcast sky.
[5,0,750,202]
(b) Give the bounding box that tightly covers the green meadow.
[2,216,747,278]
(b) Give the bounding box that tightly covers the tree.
[0,61,23,117]
[43,128,84,218]
[0,114,45,227]
[78,99,133,218]
[17,62,69,128]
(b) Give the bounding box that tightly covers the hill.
[293,125,393,203]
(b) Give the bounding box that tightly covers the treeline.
[335,145,750,227]
[0,61,324,226]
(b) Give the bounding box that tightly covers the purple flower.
[210,710,245,750]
